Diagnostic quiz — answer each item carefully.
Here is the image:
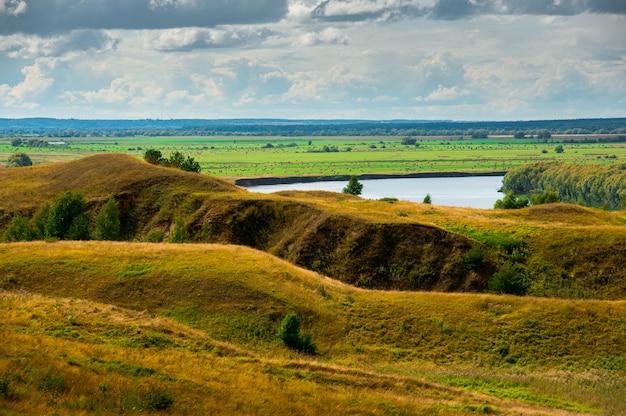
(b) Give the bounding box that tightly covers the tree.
[554,145,564,153]
[278,313,316,354]
[45,191,89,240]
[513,131,526,139]
[423,193,432,204]
[401,136,417,145]
[93,197,121,240]
[180,156,201,172]
[530,191,559,206]
[3,214,36,242]
[167,151,185,168]
[343,176,363,196]
[7,152,32,168]
[10,138,22,147]
[494,191,529,209]
[144,149,164,165]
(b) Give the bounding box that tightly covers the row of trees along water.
[500,161,626,210]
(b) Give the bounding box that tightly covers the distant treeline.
[1,117,626,138]
[501,161,626,210]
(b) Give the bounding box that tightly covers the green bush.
[144,230,165,243]
[6,152,32,168]
[45,191,89,240]
[463,246,484,270]
[494,191,529,209]
[3,214,36,242]
[168,218,188,243]
[278,313,316,354]
[94,197,121,240]
[488,263,530,296]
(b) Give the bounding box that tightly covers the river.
[245,175,505,209]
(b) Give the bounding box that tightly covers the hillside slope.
[1,153,625,298]
[1,241,625,414]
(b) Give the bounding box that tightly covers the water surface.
[246,175,505,209]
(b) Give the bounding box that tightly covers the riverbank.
[235,171,507,187]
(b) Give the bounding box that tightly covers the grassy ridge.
[1,241,626,414]
[1,154,625,299]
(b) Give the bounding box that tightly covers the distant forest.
[1,117,626,138]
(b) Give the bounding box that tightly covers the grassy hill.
[1,241,625,415]
[1,153,625,298]
[1,154,626,414]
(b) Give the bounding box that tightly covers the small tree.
[278,313,316,354]
[168,151,185,168]
[93,197,121,240]
[45,191,89,240]
[343,176,363,196]
[423,193,432,204]
[3,214,36,242]
[11,138,22,147]
[144,149,164,165]
[7,152,32,168]
[530,191,559,206]
[494,191,529,209]
[180,156,201,172]
[554,145,564,153]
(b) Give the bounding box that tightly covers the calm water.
[246,175,505,209]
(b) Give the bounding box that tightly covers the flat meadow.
[2,135,625,178]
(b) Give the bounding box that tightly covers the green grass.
[2,135,625,177]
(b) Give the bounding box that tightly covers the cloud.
[0,62,53,108]
[0,30,119,58]
[419,85,468,101]
[298,27,349,46]
[310,0,626,22]
[152,27,278,51]
[0,0,288,35]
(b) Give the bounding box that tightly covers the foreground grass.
[1,241,625,414]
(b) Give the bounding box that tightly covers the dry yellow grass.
[1,241,625,415]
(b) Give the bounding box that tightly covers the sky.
[0,0,625,121]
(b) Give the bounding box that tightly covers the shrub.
[7,152,32,168]
[423,193,432,204]
[94,197,121,240]
[488,263,530,296]
[45,191,90,240]
[144,230,165,243]
[3,214,36,242]
[278,313,316,354]
[530,191,560,205]
[463,246,484,270]
[494,191,529,209]
[168,218,188,243]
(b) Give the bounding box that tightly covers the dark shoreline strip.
[236,171,507,187]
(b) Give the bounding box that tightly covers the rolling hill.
[1,154,626,414]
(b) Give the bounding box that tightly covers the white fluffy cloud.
[0,0,624,119]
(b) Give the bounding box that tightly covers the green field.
[2,135,625,178]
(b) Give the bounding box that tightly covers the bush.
[144,230,165,243]
[168,218,188,243]
[45,191,90,240]
[7,152,32,168]
[278,313,316,354]
[423,193,432,204]
[463,246,484,270]
[530,191,560,205]
[3,214,36,242]
[494,191,529,209]
[488,263,530,296]
[94,197,121,240]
